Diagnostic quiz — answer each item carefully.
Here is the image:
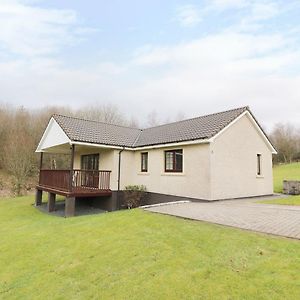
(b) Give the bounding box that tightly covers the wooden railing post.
[69,144,75,192]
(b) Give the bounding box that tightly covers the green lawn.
[262,163,300,206]
[0,197,300,299]
[259,195,300,206]
[273,162,300,193]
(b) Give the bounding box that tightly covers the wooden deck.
[36,149,113,217]
[37,169,112,198]
[36,185,112,198]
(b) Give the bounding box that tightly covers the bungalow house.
[35,106,277,217]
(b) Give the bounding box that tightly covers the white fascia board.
[208,111,277,154]
[71,141,126,150]
[73,139,209,151]
[35,117,71,152]
[132,139,210,151]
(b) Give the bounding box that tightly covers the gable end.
[209,110,277,154]
[36,117,71,152]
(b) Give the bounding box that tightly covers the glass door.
[81,154,99,188]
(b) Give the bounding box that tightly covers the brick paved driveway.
[145,197,300,239]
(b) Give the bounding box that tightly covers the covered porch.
[34,116,125,217]
[35,142,114,217]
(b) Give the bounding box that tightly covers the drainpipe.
[117,147,125,209]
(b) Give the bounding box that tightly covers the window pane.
[81,154,99,170]
[141,153,148,172]
[165,150,183,172]
[165,152,174,170]
[257,154,261,175]
[175,150,183,172]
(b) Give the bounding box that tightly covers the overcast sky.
[0,0,300,130]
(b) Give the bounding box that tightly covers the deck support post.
[47,192,56,212]
[35,189,43,206]
[65,197,75,217]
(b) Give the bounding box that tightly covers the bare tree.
[76,103,127,125]
[0,108,7,168]
[128,116,140,128]
[147,110,187,128]
[147,110,160,127]
[174,111,186,122]
[3,108,36,195]
[270,123,298,163]
[4,135,35,195]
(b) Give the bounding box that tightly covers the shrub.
[11,179,23,196]
[123,185,147,209]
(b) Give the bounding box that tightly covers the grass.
[273,162,300,193]
[258,163,300,206]
[0,197,300,299]
[259,195,300,206]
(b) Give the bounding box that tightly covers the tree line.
[270,123,300,164]
[0,103,299,195]
[0,103,184,195]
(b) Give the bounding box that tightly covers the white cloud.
[127,29,300,129]
[133,33,287,67]
[0,0,300,130]
[235,1,280,32]
[250,2,279,21]
[175,1,280,32]
[0,0,93,57]
[208,0,249,10]
[175,5,202,27]
[1,27,299,130]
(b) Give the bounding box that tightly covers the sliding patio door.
[81,154,99,188]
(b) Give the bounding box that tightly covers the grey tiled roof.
[134,106,248,147]
[53,115,142,147]
[53,106,249,148]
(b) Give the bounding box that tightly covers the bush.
[11,179,23,196]
[123,185,147,209]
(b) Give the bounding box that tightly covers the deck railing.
[39,169,111,192]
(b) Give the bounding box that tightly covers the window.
[141,152,148,172]
[165,149,183,172]
[81,154,99,170]
[257,154,262,176]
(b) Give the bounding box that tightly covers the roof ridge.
[142,106,249,131]
[52,113,141,131]
[132,129,144,147]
